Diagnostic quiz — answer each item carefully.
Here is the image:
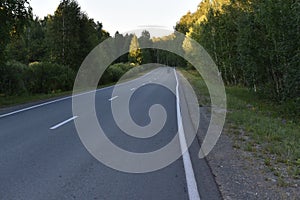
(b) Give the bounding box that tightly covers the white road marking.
[50,116,78,130]
[130,88,136,91]
[109,96,119,101]
[0,69,160,119]
[142,83,146,86]
[174,69,201,200]
[0,88,113,119]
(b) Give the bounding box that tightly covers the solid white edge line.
[109,96,118,101]
[50,116,78,130]
[174,68,201,200]
[0,68,160,119]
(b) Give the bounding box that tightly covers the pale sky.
[29,0,200,36]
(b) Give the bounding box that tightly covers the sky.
[29,0,200,36]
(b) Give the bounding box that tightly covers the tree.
[175,11,194,34]
[113,31,126,63]
[5,33,28,64]
[0,0,31,64]
[139,30,153,64]
[179,0,299,102]
[45,0,109,71]
[5,17,48,64]
[46,0,81,70]
[96,22,110,42]
[129,35,142,64]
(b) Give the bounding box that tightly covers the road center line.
[50,116,78,130]
[109,96,119,101]
[174,68,201,200]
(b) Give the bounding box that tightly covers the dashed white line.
[174,68,201,200]
[50,116,78,130]
[109,96,119,101]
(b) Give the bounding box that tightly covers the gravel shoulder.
[204,110,300,200]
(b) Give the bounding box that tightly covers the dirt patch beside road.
[206,127,299,200]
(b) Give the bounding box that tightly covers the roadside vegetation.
[176,0,299,104]
[1,0,299,182]
[175,0,299,184]
[0,62,153,108]
[0,0,109,106]
[181,69,300,184]
[1,0,186,107]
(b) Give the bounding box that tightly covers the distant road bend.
[0,67,222,200]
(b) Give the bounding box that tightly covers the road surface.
[0,67,221,200]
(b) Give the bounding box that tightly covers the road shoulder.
[178,71,300,200]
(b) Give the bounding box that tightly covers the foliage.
[5,18,47,64]
[0,0,32,64]
[45,0,109,71]
[113,32,134,64]
[0,60,28,95]
[2,0,298,109]
[27,62,75,94]
[152,33,186,66]
[100,63,133,85]
[177,0,300,103]
[175,0,212,34]
[129,35,142,64]
[182,69,300,178]
[139,30,153,64]
[0,61,75,96]
[1,0,112,98]
[3,0,110,71]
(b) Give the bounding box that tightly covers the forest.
[0,0,299,113]
[0,0,186,96]
[0,0,109,95]
[175,0,299,107]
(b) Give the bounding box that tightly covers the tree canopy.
[1,0,299,108]
[176,0,300,102]
[0,0,32,64]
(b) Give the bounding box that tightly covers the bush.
[0,61,28,95]
[27,62,75,94]
[99,63,133,85]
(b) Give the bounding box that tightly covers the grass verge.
[180,69,300,182]
[0,92,72,109]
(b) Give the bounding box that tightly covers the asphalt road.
[0,67,222,200]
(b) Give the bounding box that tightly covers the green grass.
[0,92,72,109]
[180,70,210,106]
[181,69,300,179]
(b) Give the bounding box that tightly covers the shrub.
[0,61,28,95]
[99,63,133,85]
[27,62,75,94]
